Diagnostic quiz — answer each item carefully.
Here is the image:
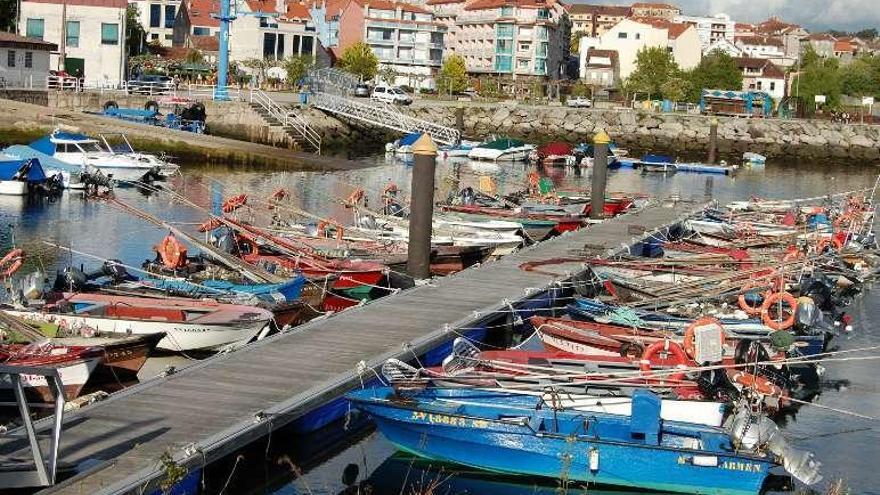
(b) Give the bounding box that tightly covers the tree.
[840,55,880,98]
[790,46,843,113]
[624,47,680,100]
[437,54,468,95]
[0,0,17,32]
[570,31,586,54]
[338,42,379,81]
[185,49,205,64]
[283,55,313,87]
[378,65,397,85]
[683,49,743,102]
[125,4,147,57]
[661,76,690,102]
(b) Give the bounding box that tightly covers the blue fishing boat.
[348,387,821,495]
[385,132,422,154]
[0,157,54,195]
[620,154,738,175]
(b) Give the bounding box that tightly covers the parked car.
[127,75,174,95]
[567,96,592,108]
[354,82,371,97]
[371,85,413,105]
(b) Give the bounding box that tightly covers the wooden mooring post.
[407,133,438,279]
[591,130,610,220]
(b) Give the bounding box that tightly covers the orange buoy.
[683,317,726,359]
[156,235,188,269]
[816,236,844,253]
[0,249,24,278]
[728,370,784,397]
[639,340,689,383]
[738,282,769,316]
[760,291,798,330]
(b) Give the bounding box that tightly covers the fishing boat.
[530,142,576,166]
[439,140,482,159]
[622,154,738,175]
[743,152,766,167]
[468,138,535,162]
[0,343,103,401]
[348,386,822,494]
[0,157,57,196]
[49,333,165,382]
[385,132,421,155]
[3,292,274,352]
[28,130,163,183]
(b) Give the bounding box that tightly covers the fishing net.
[608,306,646,327]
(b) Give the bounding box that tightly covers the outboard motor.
[728,409,823,486]
[98,259,130,282]
[53,267,88,291]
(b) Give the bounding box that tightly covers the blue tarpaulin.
[0,158,47,182]
[398,133,422,146]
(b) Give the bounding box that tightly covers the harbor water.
[1,154,878,494]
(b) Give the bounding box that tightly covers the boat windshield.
[77,142,106,153]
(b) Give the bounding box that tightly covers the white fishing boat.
[4,292,274,352]
[439,140,482,158]
[28,130,166,183]
[468,138,535,162]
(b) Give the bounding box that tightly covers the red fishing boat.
[0,343,104,402]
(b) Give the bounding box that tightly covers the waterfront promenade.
[0,201,700,495]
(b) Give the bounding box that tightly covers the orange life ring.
[0,248,24,278]
[197,217,223,232]
[155,235,187,269]
[760,291,798,330]
[683,317,726,359]
[222,194,248,213]
[738,282,769,315]
[816,236,843,253]
[639,340,689,383]
[728,370,785,397]
[317,219,344,241]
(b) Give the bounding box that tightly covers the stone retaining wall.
[399,102,880,162]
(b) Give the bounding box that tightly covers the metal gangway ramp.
[307,68,461,145]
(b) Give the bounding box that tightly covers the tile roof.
[463,0,560,11]
[735,57,785,79]
[359,0,430,13]
[568,3,629,16]
[191,34,219,51]
[631,2,678,9]
[0,31,57,49]
[735,35,783,48]
[284,2,312,19]
[187,0,221,27]
[22,0,126,7]
[630,17,690,39]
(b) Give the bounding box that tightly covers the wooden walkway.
[4,201,700,495]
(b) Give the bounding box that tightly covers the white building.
[704,37,741,57]
[131,0,180,46]
[19,0,127,85]
[0,32,56,88]
[229,1,319,63]
[735,35,785,59]
[735,57,785,100]
[596,18,700,80]
[674,13,734,51]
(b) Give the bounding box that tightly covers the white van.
[371,85,413,105]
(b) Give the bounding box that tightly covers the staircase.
[249,89,322,153]
[306,69,461,146]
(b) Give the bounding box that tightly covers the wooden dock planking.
[2,201,700,495]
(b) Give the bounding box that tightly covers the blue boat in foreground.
[348,387,821,495]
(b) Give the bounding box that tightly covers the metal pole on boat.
[407,134,438,279]
[707,118,718,165]
[591,130,610,220]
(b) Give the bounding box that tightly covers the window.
[535,26,548,40]
[517,58,529,69]
[7,50,15,68]
[24,51,32,68]
[164,34,173,40]
[263,32,277,58]
[164,5,176,28]
[430,32,443,44]
[101,23,119,45]
[496,39,513,54]
[150,4,161,27]
[151,33,159,40]
[770,81,776,91]
[537,8,549,19]
[519,42,530,51]
[193,27,210,35]
[66,21,80,47]
[496,23,514,38]
[535,58,546,75]
[617,32,627,39]
[536,41,547,57]
[635,33,640,40]
[500,5,513,16]
[301,36,313,55]
[26,18,44,39]
[494,54,512,72]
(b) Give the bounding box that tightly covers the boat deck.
[3,201,701,495]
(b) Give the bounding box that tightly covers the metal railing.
[310,92,460,145]
[250,89,322,152]
[307,67,359,96]
[0,364,66,489]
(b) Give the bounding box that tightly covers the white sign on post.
[862,96,874,106]
[815,95,827,104]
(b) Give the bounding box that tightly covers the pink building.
[339,0,446,89]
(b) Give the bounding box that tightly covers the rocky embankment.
[397,102,880,162]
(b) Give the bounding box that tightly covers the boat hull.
[0,180,28,196]
[354,396,772,495]
[0,356,101,402]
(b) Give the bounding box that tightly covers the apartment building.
[674,12,734,50]
[339,0,445,89]
[19,0,127,85]
[229,1,319,62]
[131,0,180,46]
[172,0,220,48]
[568,4,629,38]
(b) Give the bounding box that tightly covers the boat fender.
[683,317,726,360]
[639,340,689,382]
[103,100,118,112]
[737,282,769,315]
[222,194,248,213]
[619,341,644,359]
[197,217,224,232]
[761,292,798,330]
[0,249,24,278]
[156,234,188,269]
